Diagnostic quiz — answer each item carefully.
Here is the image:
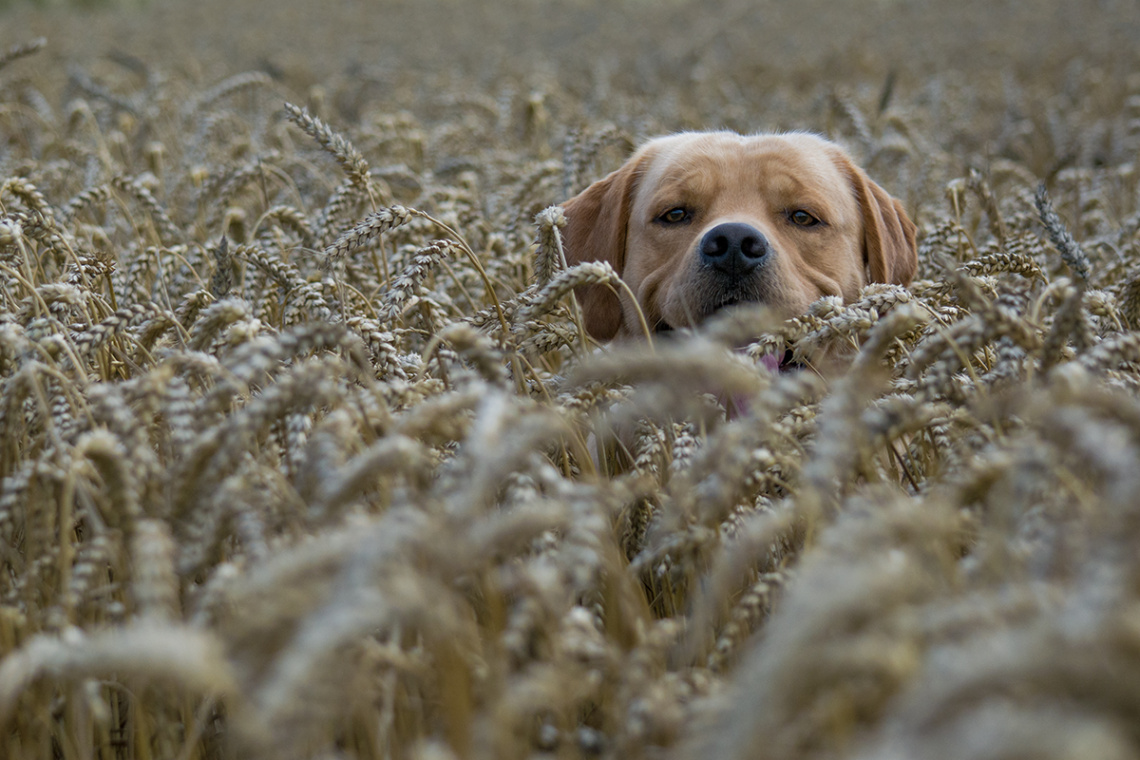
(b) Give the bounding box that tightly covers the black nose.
[699,223,770,275]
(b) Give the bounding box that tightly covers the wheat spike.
[0,37,46,72]
[322,205,413,270]
[284,101,375,198]
[1035,183,1091,284]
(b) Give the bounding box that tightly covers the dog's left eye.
[789,210,820,227]
[657,207,690,224]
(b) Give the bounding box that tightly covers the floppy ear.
[560,155,645,341]
[841,156,918,286]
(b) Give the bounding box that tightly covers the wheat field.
[2,1,1140,758]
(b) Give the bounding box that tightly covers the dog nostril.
[703,235,730,258]
[740,235,761,258]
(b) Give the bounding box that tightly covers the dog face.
[560,131,917,340]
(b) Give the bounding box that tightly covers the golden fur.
[561,132,917,340]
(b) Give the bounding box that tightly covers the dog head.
[560,131,917,340]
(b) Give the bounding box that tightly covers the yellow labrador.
[560,131,917,348]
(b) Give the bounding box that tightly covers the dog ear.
[560,154,645,341]
[840,155,918,286]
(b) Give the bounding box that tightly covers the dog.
[560,131,917,344]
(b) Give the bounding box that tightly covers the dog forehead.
[633,132,853,212]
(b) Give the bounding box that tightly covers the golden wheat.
[1,1,1139,759]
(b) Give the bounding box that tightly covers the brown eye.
[658,207,689,224]
[790,210,819,227]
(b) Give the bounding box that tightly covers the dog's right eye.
[789,210,820,227]
[657,207,690,224]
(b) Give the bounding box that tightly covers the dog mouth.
[652,295,746,334]
[761,348,798,373]
[659,274,775,332]
[653,318,798,374]
[651,315,798,420]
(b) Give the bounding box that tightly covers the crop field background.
[2,0,1140,758]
